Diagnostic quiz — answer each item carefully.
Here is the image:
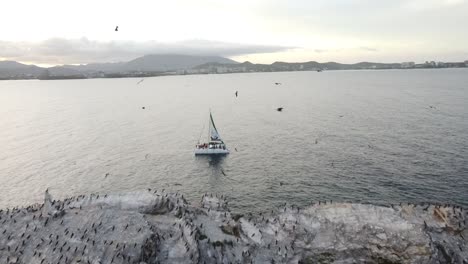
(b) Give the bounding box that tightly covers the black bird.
[235,91,238,97]
[105,173,110,178]
[276,107,283,112]
[142,106,146,109]
[275,82,281,85]
[115,26,119,31]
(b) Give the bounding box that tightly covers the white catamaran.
[195,111,229,155]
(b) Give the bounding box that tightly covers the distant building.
[401,62,415,68]
[423,61,437,68]
[216,67,228,74]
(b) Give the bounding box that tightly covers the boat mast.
[208,109,211,143]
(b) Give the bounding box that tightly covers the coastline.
[1,190,467,263]
[1,66,468,81]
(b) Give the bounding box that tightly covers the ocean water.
[0,69,467,213]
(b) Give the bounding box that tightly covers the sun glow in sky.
[1,0,467,65]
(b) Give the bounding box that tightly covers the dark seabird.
[275,82,281,85]
[235,91,238,97]
[142,106,146,109]
[276,107,283,112]
[115,26,119,31]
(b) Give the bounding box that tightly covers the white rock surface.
[0,191,467,263]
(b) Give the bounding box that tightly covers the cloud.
[312,47,378,54]
[359,47,379,52]
[0,38,293,65]
[314,49,328,53]
[403,0,466,10]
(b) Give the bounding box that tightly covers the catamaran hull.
[194,149,230,155]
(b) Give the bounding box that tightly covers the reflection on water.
[0,70,468,212]
[197,155,233,183]
[206,155,226,168]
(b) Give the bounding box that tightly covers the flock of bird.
[234,85,285,112]
[0,188,466,263]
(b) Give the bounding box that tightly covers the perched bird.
[115,26,119,31]
[276,107,283,112]
[235,91,238,97]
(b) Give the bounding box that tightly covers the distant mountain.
[57,54,238,74]
[0,61,44,79]
[0,54,238,79]
[46,66,83,76]
[59,62,126,73]
[194,60,403,72]
[1,56,467,80]
[122,54,238,72]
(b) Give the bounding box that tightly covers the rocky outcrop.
[0,190,467,263]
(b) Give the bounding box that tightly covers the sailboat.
[195,111,230,155]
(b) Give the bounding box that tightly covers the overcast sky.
[1,0,467,66]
